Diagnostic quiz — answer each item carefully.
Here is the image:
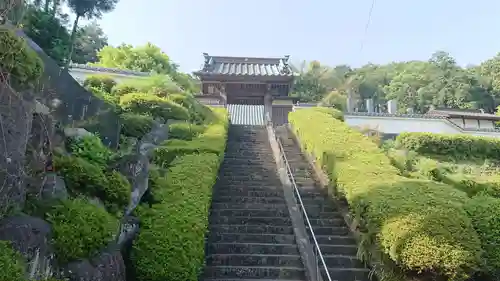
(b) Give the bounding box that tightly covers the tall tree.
[71,21,108,64]
[65,0,118,67]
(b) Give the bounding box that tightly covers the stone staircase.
[202,125,306,281]
[275,126,372,281]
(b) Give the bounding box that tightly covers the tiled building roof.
[195,54,294,77]
[427,108,500,120]
[69,63,151,76]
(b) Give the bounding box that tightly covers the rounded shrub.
[168,122,205,140]
[105,171,132,213]
[0,27,44,88]
[46,197,119,263]
[68,135,113,168]
[83,75,117,93]
[0,240,25,281]
[119,112,154,139]
[464,194,500,278]
[111,83,139,96]
[55,155,130,212]
[119,92,190,121]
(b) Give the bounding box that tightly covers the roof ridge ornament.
[202,53,211,71]
[280,55,291,75]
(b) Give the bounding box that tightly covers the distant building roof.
[69,63,151,77]
[427,108,500,121]
[194,53,294,77]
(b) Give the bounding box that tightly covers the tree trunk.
[65,14,80,69]
[51,0,59,16]
[44,0,50,12]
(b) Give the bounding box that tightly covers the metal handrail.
[265,113,332,281]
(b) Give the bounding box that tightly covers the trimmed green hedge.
[154,122,227,167]
[119,113,154,139]
[83,75,117,93]
[168,122,205,140]
[132,153,222,281]
[68,135,113,168]
[289,108,482,280]
[464,195,500,278]
[46,197,119,263]
[119,92,190,121]
[0,241,24,281]
[396,132,500,160]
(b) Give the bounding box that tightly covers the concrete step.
[206,254,303,268]
[203,265,306,280]
[322,255,366,268]
[210,224,294,235]
[321,267,370,281]
[210,203,289,210]
[210,209,289,218]
[210,216,292,226]
[208,233,296,244]
[317,244,359,256]
[211,196,285,204]
[311,235,356,245]
[214,183,284,190]
[307,218,345,227]
[309,226,350,236]
[213,189,284,198]
[207,243,300,255]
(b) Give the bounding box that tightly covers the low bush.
[119,113,154,139]
[68,134,113,168]
[168,122,205,140]
[464,195,500,278]
[396,132,500,160]
[169,93,211,123]
[289,108,482,280]
[0,241,25,281]
[0,27,44,88]
[111,83,139,96]
[46,197,119,263]
[83,75,117,93]
[119,92,190,121]
[154,122,227,167]
[132,153,221,281]
[55,155,130,212]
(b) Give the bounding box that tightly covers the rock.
[41,174,68,201]
[63,245,126,281]
[0,214,54,279]
[64,127,92,138]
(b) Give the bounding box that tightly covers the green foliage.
[396,132,500,160]
[46,197,118,263]
[86,85,119,107]
[168,122,205,140]
[119,92,190,121]
[54,155,130,212]
[132,153,221,281]
[83,75,117,93]
[119,113,154,139]
[0,241,25,281]
[464,195,500,277]
[0,27,44,88]
[68,135,113,168]
[308,107,344,121]
[289,108,482,280]
[91,43,177,74]
[154,122,228,167]
[111,82,139,96]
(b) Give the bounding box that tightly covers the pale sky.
[76,0,500,72]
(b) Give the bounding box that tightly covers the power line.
[360,0,376,53]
